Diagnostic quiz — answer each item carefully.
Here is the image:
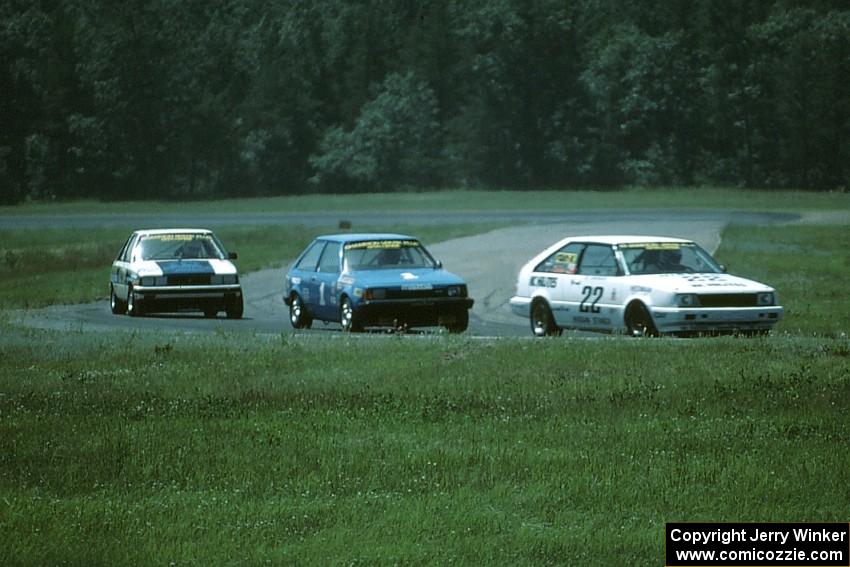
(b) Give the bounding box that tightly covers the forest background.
[1,0,848,204]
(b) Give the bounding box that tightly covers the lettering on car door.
[571,244,620,328]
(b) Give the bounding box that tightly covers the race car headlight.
[676,293,699,307]
[210,274,238,285]
[139,276,167,286]
[447,285,467,297]
[757,292,775,306]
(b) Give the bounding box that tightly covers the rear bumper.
[650,305,783,332]
[509,296,531,317]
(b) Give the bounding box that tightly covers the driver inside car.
[639,248,687,273]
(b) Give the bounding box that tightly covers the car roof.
[316,233,418,243]
[133,228,214,236]
[567,235,693,245]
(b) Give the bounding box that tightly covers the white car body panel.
[509,235,784,335]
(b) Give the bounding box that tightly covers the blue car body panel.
[284,233,473,329]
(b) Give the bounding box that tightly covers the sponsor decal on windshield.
[619,242,693,250]
[344,240,420,250]
[142,234,212,242]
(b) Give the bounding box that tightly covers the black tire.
[530,300,561,337]
[339,296,362,333]
[225,296,243,319]
[288,294,312,329]
[625,303,658,337]
[444,310,469,334]
[203,307,218,318]
[738,329,769,338]
[110,284,126,315]
[126,285,144,317]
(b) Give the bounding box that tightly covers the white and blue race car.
[510,235,783,337]
[109,228,243,318]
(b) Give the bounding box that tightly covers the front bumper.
[650,305,784,332]
[133,284,242,310]
[355,296,473,327]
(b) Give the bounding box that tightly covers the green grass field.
[1,330,848,564]
[2,187,849,216]
[714,224,850,336]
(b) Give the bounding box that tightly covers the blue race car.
[283,234,474,332]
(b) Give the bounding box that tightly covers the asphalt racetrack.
[12,210,799,338]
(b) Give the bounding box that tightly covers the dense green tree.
[748,8,850,189]
[1,0,848,202]
[310,72,441,192]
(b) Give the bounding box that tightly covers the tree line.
[1,0,848,204]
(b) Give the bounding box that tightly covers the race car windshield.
[619,242,723,275]
[138,234,226,261]
[343,240,436,270]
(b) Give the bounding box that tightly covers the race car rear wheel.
[340,296,362,333]
[626,302,658,337]
[289,293,312,329]
[203,308,218,318]
[110,284,126,315]
[531,300,561,337]
[444,310,469,334]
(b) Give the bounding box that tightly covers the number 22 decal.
[580,286,603,313]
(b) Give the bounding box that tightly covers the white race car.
[509,235,783,337]
[109,228,243,318]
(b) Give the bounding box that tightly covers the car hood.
[629,273,773,293]
[344,267,465,287]
[134,259,238,276]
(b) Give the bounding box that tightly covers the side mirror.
[229,252,238,260]
[434,260,443,269]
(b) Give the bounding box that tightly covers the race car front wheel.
[626,303,658,337]
[444,310,469,334]
[289,294,312,329]
[226,296,243,319]
[126,285,144,317]
[339,297,362,333]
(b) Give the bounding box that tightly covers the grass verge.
[715,224,850,336]
[0,329,848,564]
[2,188,849,217]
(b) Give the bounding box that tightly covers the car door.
[313,241,342,320]
[564,243,620,330]
[290,240,326,313]
[528,242,585,328]
[111,234,136,301]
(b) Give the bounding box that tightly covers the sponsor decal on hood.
[636,273,771,292]
[155,260,216,275]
